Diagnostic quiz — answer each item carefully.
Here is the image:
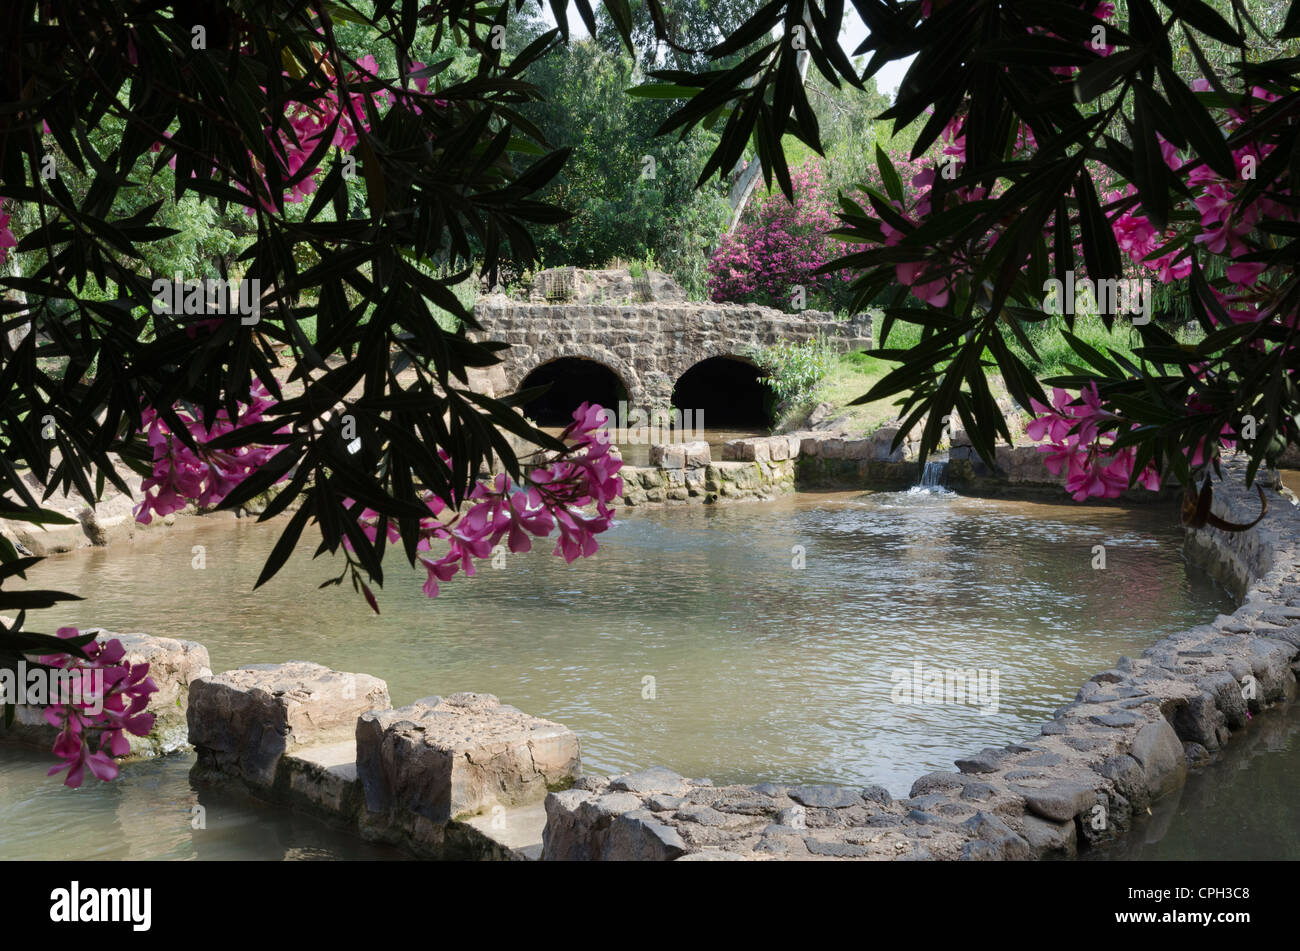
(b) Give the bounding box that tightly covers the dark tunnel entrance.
[519,357,628,426]
[671,356,771,429]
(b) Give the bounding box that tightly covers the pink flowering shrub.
[134,382,287,524]
[137,394,622,605]
[40,629,159,788]
[707,161,854,309]
[0,210,15,266]
[1027,384,1163,501]
[1025,83,1293,496]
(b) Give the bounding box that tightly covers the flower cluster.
[348,402,624,598]
[134,382,286,524]
[1027,385,1163,500]
[40,629,159,788]
[1105,84,1291,324]
[241,54,446,214]
[881,116,1019,308]
[1024,84,1294,497]
[707,161,853,307]
[0,210,15,266]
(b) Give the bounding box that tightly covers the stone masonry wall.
[468,295,872,408]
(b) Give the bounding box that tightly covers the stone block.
[188,661,389,787]
[650,440,709,469]
[541,791,687,861]
[356,692,580,825]
[648,443,685,469]
[722,438,769,463]
[1129,718,1187,801]
[1,628,211,757]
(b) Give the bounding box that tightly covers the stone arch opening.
[519,357,629,426]
[672,356,771,428]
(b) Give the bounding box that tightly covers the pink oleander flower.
[345,402,623,603]
[1027,385,1164,500]
[0,210,16,265]
[40,628,158,788]
[134,382,287,524]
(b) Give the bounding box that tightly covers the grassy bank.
[773,314,1204,438]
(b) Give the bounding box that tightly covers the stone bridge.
[466,268,872,414]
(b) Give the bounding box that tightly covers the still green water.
[1,488,1239,859]
[1096,697,1300,861]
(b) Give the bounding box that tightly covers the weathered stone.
[1090,711,1141,728]
[609,765,688,796]
[675,804,730,826]
[1183,742,1211,768]
[804,838,871,857]
[1129,718,1187,801]
[646,794,685,812]
[355,692,580,830]
[1020,815,1077,858]
[861,784,893,805]
[1094,754,1148,809]
[543,791,688,861]
[1018,752,1065,768]
[960,782,998,801]
[907,809,944,825]
[1171,691,1223,750]
[1014,782,1098,823]
[909,771,967,797]
[955,750,1004,773]
[189,661,389,787]
[604,810,689,860]
[787,784,863,809]
[959,811,1032,860]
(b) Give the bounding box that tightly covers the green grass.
[776,313,1205,438]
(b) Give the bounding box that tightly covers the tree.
[0,0,643,783]
[636,0,1300,505]
[510,30,731,295]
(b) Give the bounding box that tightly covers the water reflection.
[1094,698,1300,861]
[0,746,406,860]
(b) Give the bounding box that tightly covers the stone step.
[281,740,362,817]
[284,739,548,860]
[462,802,548,861]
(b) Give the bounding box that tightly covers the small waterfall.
[918,458,948,490]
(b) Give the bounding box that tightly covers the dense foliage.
[706,160,851,309]
[0,0,649,751]
[639,0,1300,498]
[510,21,732,297]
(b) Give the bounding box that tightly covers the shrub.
[751,338,839,408]
[707,161,852,311]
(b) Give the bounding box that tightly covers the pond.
[1094,697,1300,861]
[1,487,1233,860]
